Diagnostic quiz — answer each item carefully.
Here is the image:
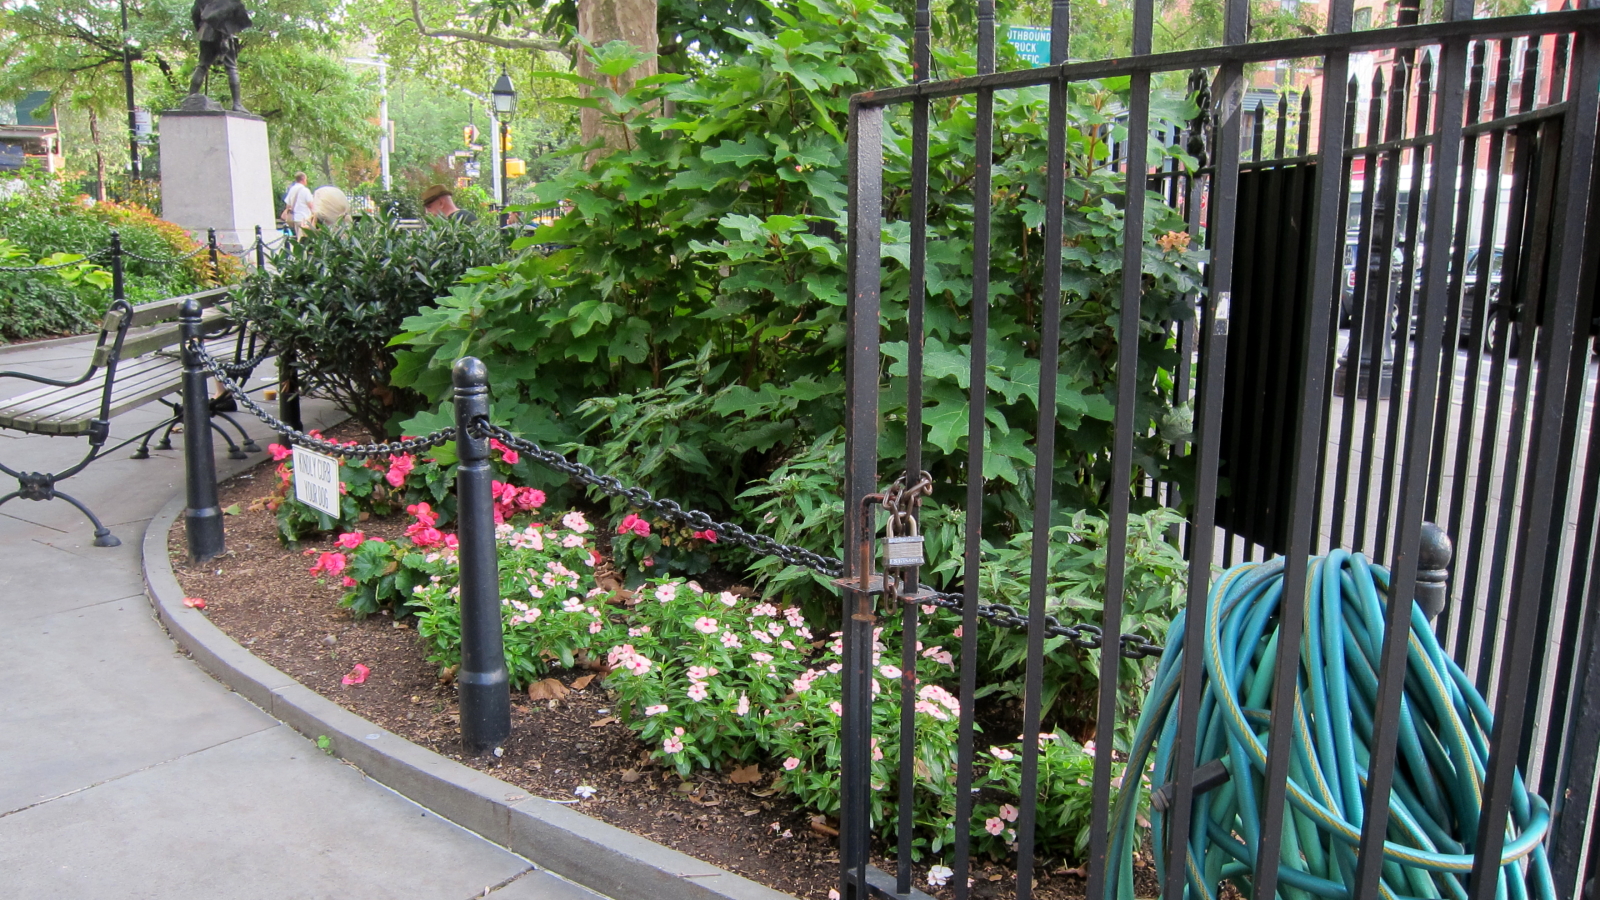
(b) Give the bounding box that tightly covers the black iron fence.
[843,4,1600,900]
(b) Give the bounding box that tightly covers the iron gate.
[837,2,1600,900]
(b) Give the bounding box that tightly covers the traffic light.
[506,158,526,178]
[500,130,512,153]
[463,124,479,146]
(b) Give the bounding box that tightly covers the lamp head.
[491,69,517,120]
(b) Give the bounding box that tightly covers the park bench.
[0,287,265,546]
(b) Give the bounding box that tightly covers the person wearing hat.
[420,185,477,224]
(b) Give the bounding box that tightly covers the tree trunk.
[576,0,657,158]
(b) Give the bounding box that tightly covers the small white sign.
[292,445,342,517]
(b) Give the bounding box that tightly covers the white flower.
[655,583,679,603]
[927,865,953,887]
[574,784,597,799]
[562,511,590,533]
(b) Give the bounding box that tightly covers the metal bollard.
[452,356,511,754]
[181,299,225,562]
[254,225,266,269]
[278,350,303,432]
[109,231,124,304]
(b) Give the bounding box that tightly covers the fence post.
[254,225,266,270]
[1415,521,1453,621]
[452,356,511,754]
[180,299,225,562]
[207,227,219,286]
[109,231,124,304]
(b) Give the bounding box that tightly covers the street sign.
[291,445,341,518]
[1008,26,1052,67]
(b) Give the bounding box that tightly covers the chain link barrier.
[191,339,1166,659]
[0,246,114,272]
[189,340,457,459]
[122,244,211,265]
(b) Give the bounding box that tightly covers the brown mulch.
[166,424,1158,900]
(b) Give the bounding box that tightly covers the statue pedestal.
[157,109,277,256]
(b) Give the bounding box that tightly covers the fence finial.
[1415,521,1453,621]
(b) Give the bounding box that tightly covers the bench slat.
[92,308,231,368]
[0,360,182,435]
[0,356,176,424]
[126,287,232,328]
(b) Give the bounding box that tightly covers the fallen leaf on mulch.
[528,678,569,701]
[183,597,207,609]
[590,716,619,727]
[729,764,763,784]
[341,663,370,686]
[571,674,595,691]
[620,769,641,783]
[438,664,458,685]
[809,815,839,837]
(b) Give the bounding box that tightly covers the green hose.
[1106,551,1552,900]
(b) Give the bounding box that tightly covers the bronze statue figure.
[186,0,252,112]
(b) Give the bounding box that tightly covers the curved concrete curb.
[143,492,797,900]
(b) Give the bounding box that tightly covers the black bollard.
[254,225,266,269]
[278,351,303,432]
[110,231,124,304]
[181,299,225,562]
[207,228,220,286]
[1415,521,1454,622]
[452,357,511,755]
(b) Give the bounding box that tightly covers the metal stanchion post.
[110,231,124,304]
[452,356,511,754]
[255,225,266,269]
[181,299,225,562]
[278,351,302,432]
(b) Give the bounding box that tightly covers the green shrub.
[0,171,217,340]
[233,215,508,434]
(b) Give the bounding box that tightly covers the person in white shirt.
[281,172,314,237]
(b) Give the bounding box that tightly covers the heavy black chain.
[472,420,848,578]
[0,247,114,272]
[189,340,457,459]
[195,337,1165,659]
[123,245,211,264]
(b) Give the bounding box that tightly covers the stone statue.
[184,0,252,112]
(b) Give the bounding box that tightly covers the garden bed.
[166,432,1155,900]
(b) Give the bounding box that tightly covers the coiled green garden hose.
[1106,551,1552,900]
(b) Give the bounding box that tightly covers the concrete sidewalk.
[0,337,600,900]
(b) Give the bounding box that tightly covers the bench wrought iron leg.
[155,399,181,451]
[213,410,259,453]
[0,475,120,547]
[209,420,246,460]
[132,417,177,460]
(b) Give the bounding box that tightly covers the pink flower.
[662,736,684,754]
[489,438,520,466]
[751,652,774,664]
[691,529,718,542]
[308,551,347,578]
[655,583,678,604]
[985,817,1005,836]
[953,625,963,638]
[334,531,365,550]
[784,607,806,627]
[990,746,1015,761]
[641,556,654,567]
[687,665,713,681]
[736,694,749,716]
[562,533,585,548]
[921,604,937,615]
[268,444,292,462]
[829,700,843,716]
[407,502,438,527]
[516,487,545,510]
[687,682,709,702]
[342,576,357,588]
[871,738,884,761]
[406,523,444,548]
[782,757,801,771]
[693,617,719,634]
[616,513,651,537]
[341,663,370,686]
[588,620,604,634]
[879,665,901,679]
[1084,740,1096,757]
[444,534,459,550]
[999,803,1019,823]
[718,591,739,607]
[720,631,743,649]
[562,512,590,533]
[644,705,668,716]
[385,454,414,488]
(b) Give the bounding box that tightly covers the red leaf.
[341,663,370,686]
[183,597,207,609]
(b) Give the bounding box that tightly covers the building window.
[1353,6,1374,30]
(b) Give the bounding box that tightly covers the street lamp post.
[491,69,517,227]
[120,0,139,181]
